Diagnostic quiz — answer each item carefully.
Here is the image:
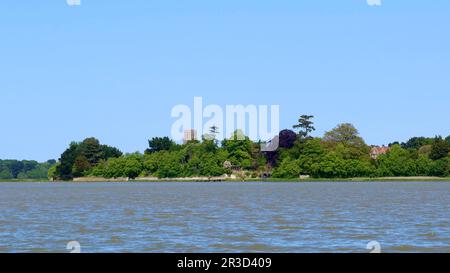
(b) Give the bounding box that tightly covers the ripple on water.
[271,216,289,225]
[78,226,91,234]
[236,244,274,252]
[124,209,136,216]
[155,213,175,219]
[349,234,378,240]
[276,225,304,231]
[387,245,418,252]
[222,234,255,241]
[160,221,187,228]
[388,245,450,253]
[208,243,275,252]
[29,248,50,253]
[0,246,11,253]
[108,236,123,244]
[142,244,164,252]
[322,226,339,231]
[1,182,449,253]
[419,232,438,238]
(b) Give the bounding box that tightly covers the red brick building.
[370,146,390,159]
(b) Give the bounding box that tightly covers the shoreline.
[2,176,450,183]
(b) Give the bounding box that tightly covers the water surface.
[0,182,449,253]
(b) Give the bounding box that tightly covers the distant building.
[183,129,197,144]
[370,146,390,159]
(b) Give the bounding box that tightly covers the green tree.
[418,145,432,157]
[296,138,327,175]
[47,163,59,181]
[0,159,55,180]
[428,158,449,177]
[310,153,343,178]
[56,142,79,180]
[22,167,48,179]
[204,125,220,143]
[79,137,103,165]
[324,123,359,143]
[145,137,176,154]
[323,123,370,160]
[0,169,13,179]
[401,137,434,150]
[186,152,227,177]
[101,145,123,159]
[100,154,144,179]
[375,145,417,176]
[179,140,228,177]
[123,156,144,179]
[222,130,253,169]
[55,138,123,180]
[72,155,91,177]
[430,136,450,160]
[310,152,374,178]
[103,157,125,178]
[293,115,315,139]
[209,125,220,139]
[279,137,327,175]
[3,160,24,179]
[415,155,434,176]
[47,159,57,165]
[155,151,185,178]
[272,157,301,178]
[22,160,38,173]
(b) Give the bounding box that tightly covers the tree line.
[0,159,56,180]
[50,116,450,180]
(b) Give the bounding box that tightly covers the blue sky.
[1,0,449,161]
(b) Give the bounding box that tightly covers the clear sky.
[1,0,449,161]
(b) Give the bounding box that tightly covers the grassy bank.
[249,177,450,182]
[3,177,450,183]
[0,178,51,182]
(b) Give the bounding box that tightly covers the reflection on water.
[0,182,449,253]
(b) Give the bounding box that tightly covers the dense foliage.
[49,117,450,180]
[52,137,123,180]
[0,159,56,180]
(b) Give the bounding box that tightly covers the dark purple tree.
[279,129,297,149]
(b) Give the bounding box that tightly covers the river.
[0,182,448,253]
